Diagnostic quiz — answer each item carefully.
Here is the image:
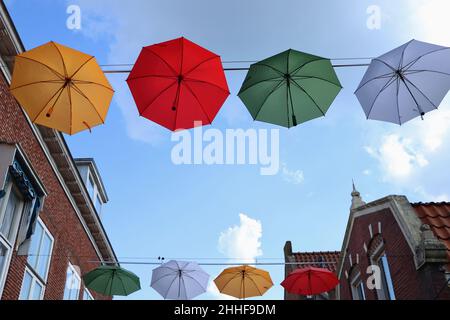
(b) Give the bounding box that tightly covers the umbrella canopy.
[127,37,230,131]
[355,39,450,125]
[281,266,339,296]
[10,41,114,134]
[151,260,209,300]
[238,49,341,128]
[83,266,141,296]
[213,265,273,299]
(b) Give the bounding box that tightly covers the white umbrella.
[355,39,450,125]
[151,260,209,300]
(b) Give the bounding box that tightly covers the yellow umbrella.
[10,41,114,134]
[213,265,273,299]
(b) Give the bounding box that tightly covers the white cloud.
[280,163,304,185]
[362,169,371,175]
[218,213,263,261]
[207,213,263,299]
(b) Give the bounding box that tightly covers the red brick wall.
[339,207,450,300]
[0,73,111,300]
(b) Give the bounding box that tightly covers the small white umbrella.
[151,260,209,300]
[355,39,450,125]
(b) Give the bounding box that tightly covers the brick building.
[284,183,450,300]
[0,1,117,300]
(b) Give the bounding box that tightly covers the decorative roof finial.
[351,180,365,210]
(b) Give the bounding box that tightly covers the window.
[376,254,396,300]
[87,174,95,200]
[0,183,24,295]
[63,263,81,300]
[19,218,54,300]
[83,288,94,300]
[350,270,366,300]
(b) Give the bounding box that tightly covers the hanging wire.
[99,56,373,74]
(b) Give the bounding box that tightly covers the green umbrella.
[238,49,342,128]
[83,266,141,296]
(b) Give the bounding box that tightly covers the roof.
[412,202,450,262]
[291,251,341,273]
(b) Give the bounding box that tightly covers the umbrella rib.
[253,63,284,76]
[403,77,438,109]
[32,85,65,122]
[292,75,342,88]
[246,273,264,296]
[290,57,327,76]
[10,80,63,90]
[51,42,68,78]
[365,75,397,119]
[145,47,178,76]
[183,273,209,291]
[71,80,115,92]
[373,58,396,72]
[183,78,230,94]
[290,80,325,116]
[354,72,394,93]
[398,39,413,71]
[164,273,180,299]
[118,273,128,296]
[253,80,285,120]
[126,74,177,81]
[15,56,65,80]
[404,69,450,77]
[218,271,241,293]
[402,47,450,72]
[182,81,212,123]
[71,83,105,123]
[238,77,283,96]
[138,80,178,116]
[184,55,220,77]
[70,56,95,79]
[68,84,73,134]
[151,272,177,286]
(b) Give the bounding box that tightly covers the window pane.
[87,176,95,199]
[83,289,93,300]
[0,190,20,241]
[31,281,43,300]
[19,271,33,300]
[35,233,52,279]
[27,222,43,269]
[63,266,80,300]
[63,267,74,300]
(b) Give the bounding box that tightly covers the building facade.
[284,184,450,300]
[0,1,117,300]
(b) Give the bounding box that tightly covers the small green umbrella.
[238,49,342,128]
[83,266,141,296]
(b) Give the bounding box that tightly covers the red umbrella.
[127,37,230,131]
[281,267,339,296]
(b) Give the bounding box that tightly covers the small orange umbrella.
[10,41,114,134]
[213,265,273,299]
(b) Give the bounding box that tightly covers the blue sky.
[5,0,450,299]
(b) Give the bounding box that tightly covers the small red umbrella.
[127,37,230,131]
[281,267,339,296]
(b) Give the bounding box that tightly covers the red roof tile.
[411,202,450,263]
[290,251,340,273]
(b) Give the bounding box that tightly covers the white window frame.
[83,288,94,300]
[0,182,25,296]
[19,217,54,300]
[87,169,103,216]
[377,254,396,300]
[19,266,45,300]
[350,271,366,300]
[63,263,81,300]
